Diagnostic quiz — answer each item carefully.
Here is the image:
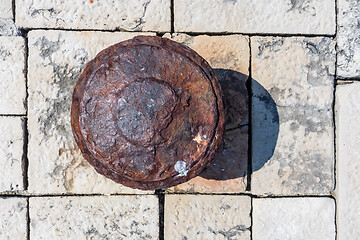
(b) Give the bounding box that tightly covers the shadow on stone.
[200,69,279,181]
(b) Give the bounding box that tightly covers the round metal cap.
[71,36,225,190]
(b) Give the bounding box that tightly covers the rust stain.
[71,36,225,190]
[89,0,94,4]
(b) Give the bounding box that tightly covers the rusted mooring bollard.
[71,36,225,190]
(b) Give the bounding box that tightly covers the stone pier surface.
[0,37,26,114]
[27,30,154,195]
[0,0,359,238]
[337,0,360,78]
[0,198,27,240]
[253,198,335,239]
[336,82,360,239]
[0,117,24,192]
[30,196,159,239]
[0,0,17,36]
[15,0,170,32]
[251,37,335,196]
[174,0,335,34]
[165,195,251,240]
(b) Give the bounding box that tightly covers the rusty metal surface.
[71,36,225,190]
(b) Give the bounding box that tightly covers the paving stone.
[0,117,24,192]
[0,37,26,114]
[174,0,335,34]
[30,195,158,239]
[16,0,170,32]
[163,34,249,193]
[0,197,27,240]
[336,82,360,239]
[28,30,155,194]
[251,37,335,195]
[337,0,360,78]
[253,198,335,240]
[165,195,251,240]
[0,0,18,36]
[0,0,12,19]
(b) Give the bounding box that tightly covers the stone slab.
[251,37,335,195]
[30,195,158,239]
[174,0,335,34]
[28,30,155,194]
[0,0,12,19]
[0,197,27,240]
[337,0,360,78]
[0,0,17,36]
[336,82,360,239]
[253,198,335,240]
[0,117,24,192]
[163,34,249,193]
[16,0,170,32]
[0,37,26,113]
[165,195,251,240]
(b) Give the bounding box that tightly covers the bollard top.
[71,36,225,190]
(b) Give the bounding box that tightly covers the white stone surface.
[337,0,360,78]
[16,0,170,32]
[0,197,27,240]
[174,0,335,34]
[253,197,335,240]
[165,195,251,239]
[0,0,12,19]
[0,37,26,114]
[28,30,155,194]
[336,82,360,239]
[0,0,17,36]
[251,37,335,195]
[30,195,158,239]
[0,117,24,192]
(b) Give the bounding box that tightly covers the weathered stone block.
[336,82,360,239]
[165,195,251,239]
[253,198,335,240]
[0,0,12,19]
[251,37,335,195]
[0,0,17,36]
[0,37,26,113]
[163,34,249,193]
[30,195,158,239]
[0,198,27,239]
[0,117,24,192]
[28,30,155,194]
[16,0,170,32]
[174,0,335,34]
[337,0,360,78]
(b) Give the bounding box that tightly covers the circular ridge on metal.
[71,36,225,190]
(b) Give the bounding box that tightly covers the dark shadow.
[200,69,279,181]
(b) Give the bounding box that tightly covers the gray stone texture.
[336,82,360,239]
[0,198,27,240]
[0,37,26,114]
[175,0,335,34]
[165,195,251,239]
[253,198,335,240]
[27,30,154,194]
[16,0,170,32]
[30,195,158,239]
[0,117,24,192]
[337,0,360,78]
[251,37,335,195]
